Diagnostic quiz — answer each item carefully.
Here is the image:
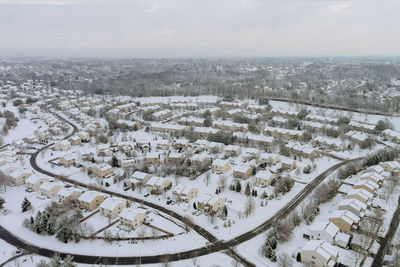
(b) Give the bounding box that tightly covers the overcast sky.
[0,0,399,58]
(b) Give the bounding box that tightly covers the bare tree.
[0,171,13,192]
[244,198,256,217]
[218,174,227,192]
[277,252,293,267]
[204,172,211,186]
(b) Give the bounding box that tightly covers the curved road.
[0,112,362,265]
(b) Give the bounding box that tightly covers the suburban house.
[131,171,152,185]
[346,188,374,204]
[39,182,64,198]
[26,176,49,192]
[225,145,242,157]
[338,198,367,217]
[78,191,106,211]
[90,164,114,178]
[118,158,135,168]
[54,140,71,151]
[99,197,127,219]
[97,144,113,157]
[280,157,297,170]
[254,170,276,187]
[68,135,81,146]
[119,208,147,229]
[146,176,172,194]
[212,159,231,174]
[197,194,226,213]
[59,154,76,167]
[232,165,253,180]
[360,172,384,185]
[191,154,211,169]
[168,152,185,163]
[9,169,32,185]
[259,153,280,166]
[145,152,160,165]
[380,161,400,173]
[353,180,379,195]
[156,139,169,150]
[57,187,84,202]
[173,139,189,150]
[306,221,339,244]
[329,210,360,233]
[171,184,198,202]
[301,240,339,267]
[77,131,90,142]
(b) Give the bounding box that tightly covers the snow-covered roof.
[100,197,125,211]
[78,191,105,203]
[119,208,146,221]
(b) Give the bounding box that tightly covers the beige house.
[172,184,198,202]
[91,164,114,178]
[77,131,90,142]
[301,240,339,267]
[329,210,360,233]
[118,158,135,168]
[78,191,106,211]
[197,194,226,213]
[9,169,32,185]
[39,182,64,198]
[173,139,189,150]
[54,140,71,151]
[99,197,127,219]
[119,208,147,229]
[68,135,81,146]
[26,176,49,192]
[156,139,169,150]
[380,161,400,173]
[360,172,384,185]
[145,152,160,165]
[146,176,172,194]
[97,144,113,157]
[57,187,84,202]
[259,153,280,165]
[346,188,373,204]
[353,180,379,195]
[168,152,185,163]
[191,154,211,169]
[225,145,242,157]
[232,165,253,180]
[280,157,297,170]
[254,170,276,187]
[212,159,231,174]
[59,154,76,167]
[131,171,152,184]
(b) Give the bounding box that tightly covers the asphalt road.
[0,111,362,265]
[371,195,400,267]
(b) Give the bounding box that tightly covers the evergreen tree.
[0,197,5,209]
[34,211,43,234]
[245,183,251,197]
[235,180,241,193]
[21,197,32,212]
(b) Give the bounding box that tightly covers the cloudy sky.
[0,0,399,58]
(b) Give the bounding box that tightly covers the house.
[353,180,379,195]
[146,176,172,194]
[57,187,83,202]
[191,154,211,169]
[119,208,147,229]
[26,176,49,192]
[77,131,90,142]
[193,139,209,151]
[280,157,296,170]
[172,184,198,202]
[91,164,114,178]
[59,154,76,167]
[173,139,189,150]
[334,232,351,248]
[306,221,339,244]
[97,144,113,157]
[54,140,71,151]
[259,153,280,166]
[168,152,185,163]
[8,169,32,185]
[225,145,242,157]
[118,158,135,168]
[301,240,339,267]
[212,159,231,174]
[156,139,169,150]
[360,172,384,185]
[68,135,81,146]
[208,142,224,153]
[232,165,253,180]
[78,191,106,211]
[382,129,400,143]
[338,198,367,218]
[131,171,152,185]
[380,161,400,173]
[99,197,127,219]
[329,210,360,233]
[197,194,226,213]
[346,188,374,204]
[145,152,160,165]
[368,165,385,174]
[254,170,276,187]
[39,182,64,198]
